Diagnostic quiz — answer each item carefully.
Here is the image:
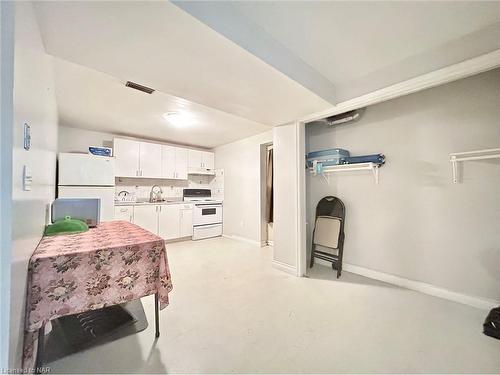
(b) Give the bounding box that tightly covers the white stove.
[183,189,223,240]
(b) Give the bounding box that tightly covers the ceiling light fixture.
[162,112,194,127]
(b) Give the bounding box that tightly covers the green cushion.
[44,216,89,236]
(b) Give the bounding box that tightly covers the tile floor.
[48,237,500,373]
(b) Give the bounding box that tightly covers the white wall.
[0,0,15,369]
[9,2,58,367]
[58,125,114,153]
[272,123,303,274]
[306,68,500,302]
[214,130,272,243]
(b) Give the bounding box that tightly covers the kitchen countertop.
[115,199,190,206]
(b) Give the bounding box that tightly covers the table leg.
[154,293,160,338]
[35,324,45,374]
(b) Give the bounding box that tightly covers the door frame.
[259,141,273,247]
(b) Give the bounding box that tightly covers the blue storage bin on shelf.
[306,148,350,168]
[345,154,385,165]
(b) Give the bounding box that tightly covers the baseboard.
[314,259,499,310]
[272,260,297,276]
[222,234,261,247]
[165,236,192,244]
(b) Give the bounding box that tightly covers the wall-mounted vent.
[325,108,365,126]
[125,81,155,94]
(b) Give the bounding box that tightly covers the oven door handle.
[195,204,222,207]
[194,223,222,229]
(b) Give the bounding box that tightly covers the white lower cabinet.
[158,205,180,240]
[114,205,134,222]
[133,205,159,234]
[122,203,193,241]
[180,205,193,237]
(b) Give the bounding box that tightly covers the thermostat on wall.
[23,123,31,150]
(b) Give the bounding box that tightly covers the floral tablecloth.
[22,220,173,370]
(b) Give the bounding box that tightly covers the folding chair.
[309,196,345,278]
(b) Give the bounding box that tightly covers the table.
[22,221,173,372]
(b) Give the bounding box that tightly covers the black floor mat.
[43,300,148,363]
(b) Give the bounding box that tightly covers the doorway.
[260,142,273,247]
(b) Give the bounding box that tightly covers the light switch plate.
[23,165,32,191]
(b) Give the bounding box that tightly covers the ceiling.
[52,58,270,148]
[33,1,500,148]
[33,1,331,131]
[176,1,500,102]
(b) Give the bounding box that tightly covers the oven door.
[193,204,223,226]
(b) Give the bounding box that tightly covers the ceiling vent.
[325,108,365,126]
[125,81,155,94]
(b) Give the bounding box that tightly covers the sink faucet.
[149,185,163,203]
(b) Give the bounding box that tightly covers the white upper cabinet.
[114,138,140,177]
[188,149,202,170]
[139,142,162,178]
[202,151,215,170]
[175,147,188,179]
[115,138,161,178]
[161,145,176,179]
[162,145,188,180]
[115,137,210,178]
[188,149,215,175]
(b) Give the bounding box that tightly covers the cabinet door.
[139,142,162,178]
[158,205,180,240]
[161,145,176,179]
[114,206,134,222]
[188,149,202,170]
[114,138,140,177]
[133,205,159,234]
[179,206,193,237]
[202,151,214,170]
[175,147,188,179]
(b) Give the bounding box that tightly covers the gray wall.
[10,2,58,367]
[306,68,500,301]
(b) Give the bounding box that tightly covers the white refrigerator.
[58,153,115,221]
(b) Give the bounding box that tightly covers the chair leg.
[337,241,344,279]
[309,243,315,268]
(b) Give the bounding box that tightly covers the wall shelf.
[309,162,381,184]
[449,148,500,183]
